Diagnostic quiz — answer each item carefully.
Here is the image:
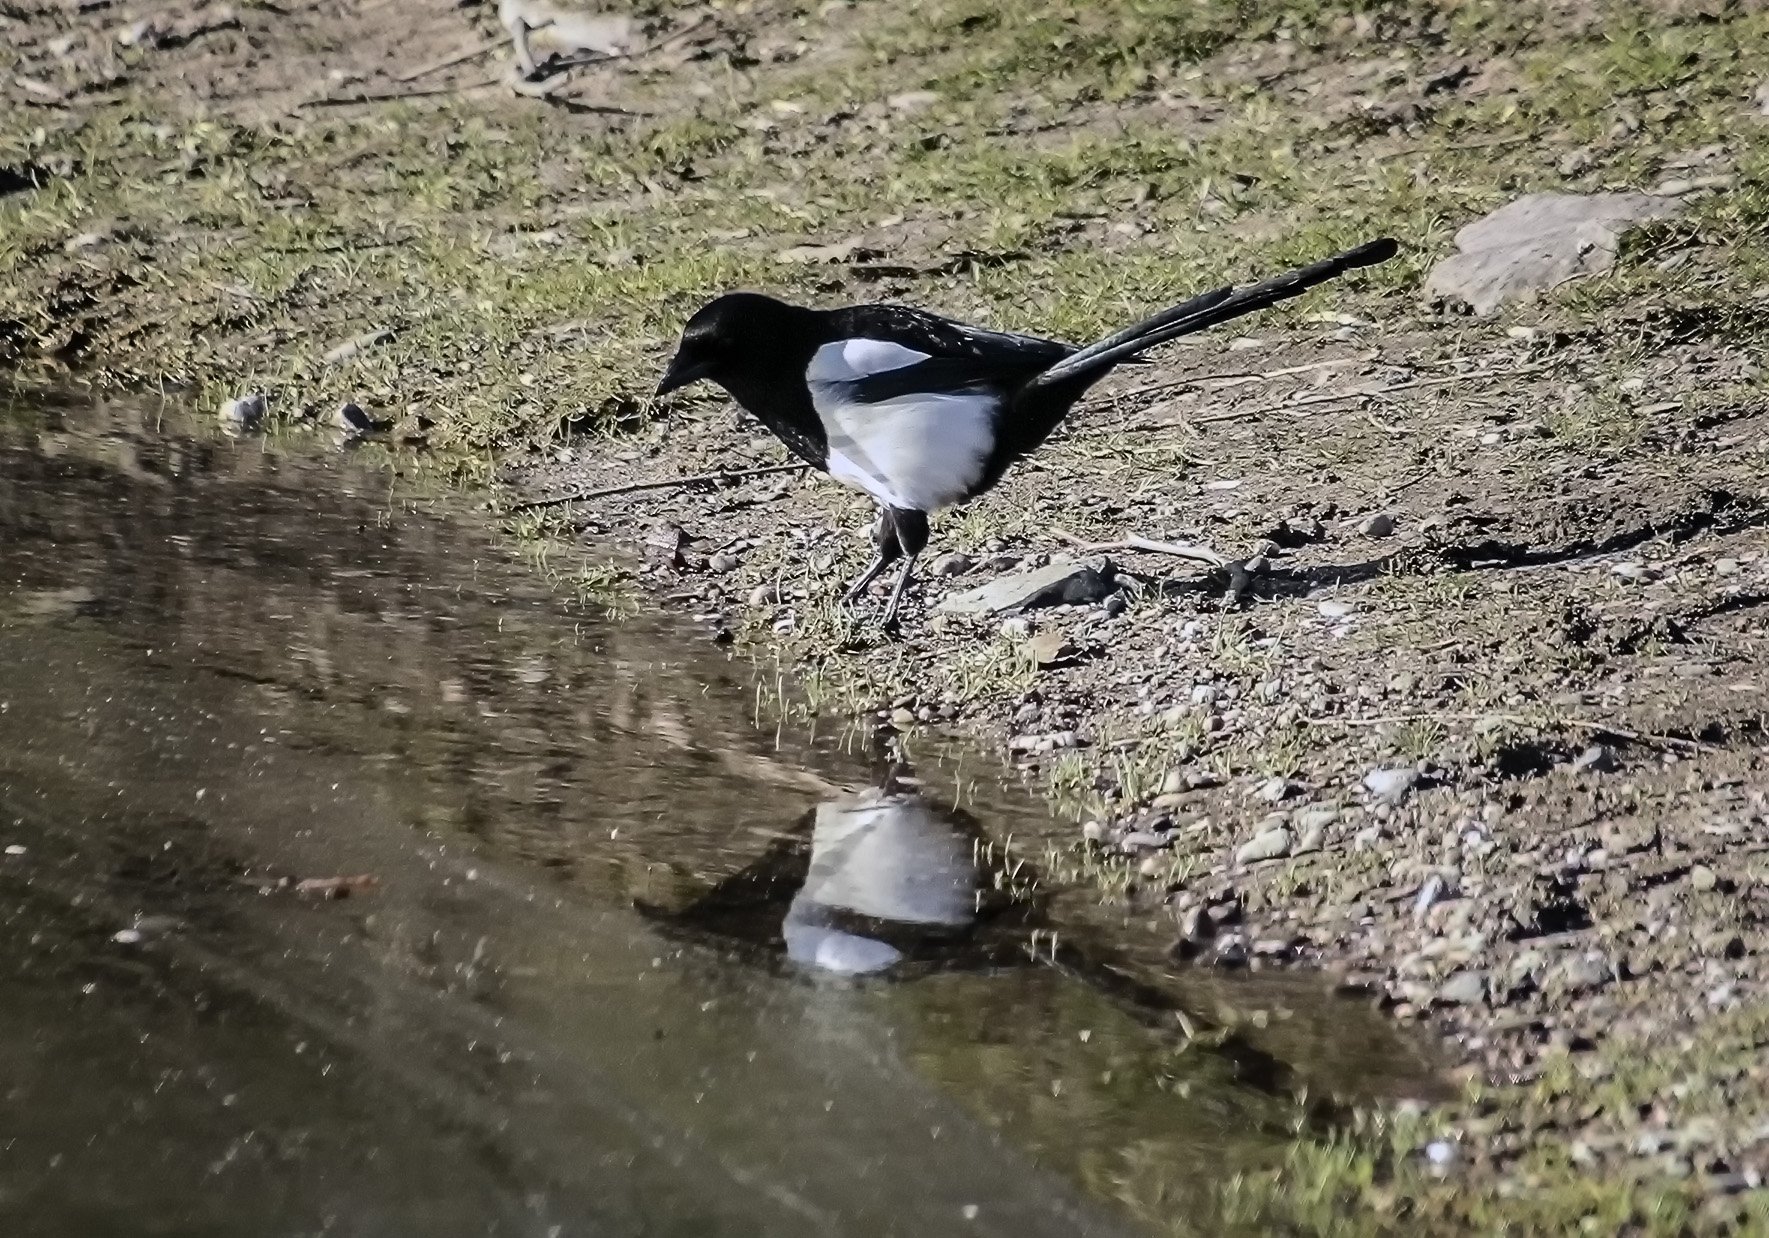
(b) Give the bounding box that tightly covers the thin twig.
[1302,711,1715,753]
[1190,363,1552,427]
[509,463,806,511]
[397,33,509,83]
[300,77,501,107]
[1118,354,1370,402]
[1050,527,1226,567]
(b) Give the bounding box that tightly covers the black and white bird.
[656,237,1397,627]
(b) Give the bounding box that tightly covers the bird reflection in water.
[784,789,978,975]
[635,783,1037,977]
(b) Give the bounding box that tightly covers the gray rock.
[1294,803,1341,832]
[930,552,973,578]
[1571,743,1617,773]
[1171,905,1215,960]
[1119,830,1171,853]
[1423,192,1685,315]
[1210,933,1249,968]
[936,557,1114,615]
[1557,954,1612,992]
[1254,776,1301,804]
[1363,766,1421,803]
[1691,864,1718,892]
[219,391,266,427]
[335,401,395,433]
[1358,512,1396,538]
[708,551,740,573]
[1436,970,1487,1006]
[1235,826,1292,865]
[1414,874,1455,920]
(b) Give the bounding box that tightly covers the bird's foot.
[1220,553,1268,607]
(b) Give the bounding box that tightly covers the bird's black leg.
[842,508,901,606]
[879,508,930,630]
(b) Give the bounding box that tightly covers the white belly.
[805,337,999,512]
[818,391,994,512]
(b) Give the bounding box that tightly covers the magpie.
[656,237,1398,627]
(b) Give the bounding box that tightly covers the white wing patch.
[805,338,929,384]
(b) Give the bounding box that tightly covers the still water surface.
[0,392,1436,1237]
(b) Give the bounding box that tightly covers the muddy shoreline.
[5,0,1769,1229]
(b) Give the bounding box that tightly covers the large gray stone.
[936,556,1115,616]
[1424,192,1683,315]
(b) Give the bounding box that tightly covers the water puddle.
[0,391,1438,1236]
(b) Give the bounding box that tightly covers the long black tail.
[1032,237,1398,388]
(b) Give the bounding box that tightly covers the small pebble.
[1358,512,1396,538]
[1437,970,1487,1006]
[1571,743,1616,773]
[219,392,266,427]
[931,552,972,578]
[335,401,377,432]
[1558,954,1612,992]
[1254,776,1300,804]
[1211,934,1249,968]
[1235,826,1292,865]
[1690,864,1718,892]
[1363,766,1420,803]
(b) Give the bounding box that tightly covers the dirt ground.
[5,0,1769,1230]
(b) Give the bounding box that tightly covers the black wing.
[826,304,1076,404]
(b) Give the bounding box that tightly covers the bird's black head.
[655,292,811,398]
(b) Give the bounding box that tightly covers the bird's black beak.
[654,353,712,399]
